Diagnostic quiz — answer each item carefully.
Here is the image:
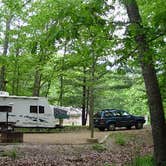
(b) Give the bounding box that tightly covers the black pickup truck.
[94,109,146,131]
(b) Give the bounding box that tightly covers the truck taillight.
[100,118,105,124]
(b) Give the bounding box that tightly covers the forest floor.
[0,126,153,166]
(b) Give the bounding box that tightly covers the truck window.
[104,111,113,117]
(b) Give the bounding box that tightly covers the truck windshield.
[94,112,102,118]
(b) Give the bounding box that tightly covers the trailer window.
[0,106,12,112]
[39,106,44,113]
[30,106,37,113]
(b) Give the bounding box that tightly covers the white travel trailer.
[0,91,68,128]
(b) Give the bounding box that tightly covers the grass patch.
[115,135,126,146]
[127,155,154,166]
[92,143,106,152]
[109,132,137,146]
[110,133,128,146]
[0,149,18,160]
[14,126,89,133]
[103,163,112,166]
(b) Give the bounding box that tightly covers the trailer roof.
[0,95,39,100]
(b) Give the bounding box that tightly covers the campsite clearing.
[0,127,153,166]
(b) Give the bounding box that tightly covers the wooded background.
[0,0,165,117]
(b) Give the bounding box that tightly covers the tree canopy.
[0,0,166,164]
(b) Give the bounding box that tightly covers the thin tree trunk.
[58,42,67,106]
[45,75,53,97]
[89,53,95,138]
[124,0,166,165]
[32,70,42,96]
[89,85,94,138]
[0,16,12,91]
[82,66,87,126]
[16,63,20,95]
[31,42,42,97]
[12,48,20,95]
[0,66,6,91]
[59,75,64,106]
[86,87,90,126]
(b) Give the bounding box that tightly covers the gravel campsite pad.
[23,130,108,144]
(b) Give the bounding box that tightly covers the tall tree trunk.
[0,16,12,91]
[32,69,42,96]
[15,62,20,96]
[82,66,87,126]
[45,65,56,97]
[0,66,6,91]
[89,84,94,138]
[31,41,42,97]
[89,54,95,138]
[124,0,166,165]
[12,48,20,95]
[86,87,89,126]
[59,75,64,106]
[58,42,67,106]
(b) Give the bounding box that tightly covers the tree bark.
[124,0,166,165]
[31,42,42,97]
[89,53,95,138]
[86,87,89,125]
[12,48,20,95]
[32,69,42,96]
[0,16,12,91]
[45,68,55,97]
[58,41,67,106]
[82,66,87,126]
[59,75,64,106]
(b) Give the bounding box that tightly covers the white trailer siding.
[0,96,58,128]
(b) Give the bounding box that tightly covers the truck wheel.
[98,127,105,131]
[126,126,131,130]
[135,122,143,129]
[107,124,115,131]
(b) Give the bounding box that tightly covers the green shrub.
[115,136,126,146]
[113,133,127,146]
[92,143,106,152]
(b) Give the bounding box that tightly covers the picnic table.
[0,122,16,131]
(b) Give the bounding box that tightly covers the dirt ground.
[23,130,109,144]
[0,127,153,166]
[23,127,151,145]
